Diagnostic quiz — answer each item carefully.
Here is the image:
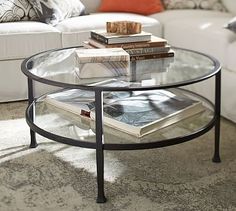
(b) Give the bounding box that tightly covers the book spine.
[88,38,166,49]
[121,42,166,49]
[126,46,170,55]
[91,31,109,44]
[130,52,174,61]
[77,55,130,63]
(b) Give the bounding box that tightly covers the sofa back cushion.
[0,0,38,23]
[221,0,236,15]
[80,0,101,13]
[162,0,226,11]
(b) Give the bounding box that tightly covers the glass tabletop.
[22,47,221,91]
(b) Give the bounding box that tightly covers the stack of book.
[45,81,205,138]
[83,29,174,61]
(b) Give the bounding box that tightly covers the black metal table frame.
[22,47,221,203]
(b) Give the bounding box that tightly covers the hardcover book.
[87,35,167,49]
[89,89,205,137]
[125,45,171,55]
[129,49,175,61]
[75,48,129,63]
[90,30,152,44]
[83,41,171,55]
[44,87,205,137]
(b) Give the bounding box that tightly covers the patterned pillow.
[224,17,236,33]
[162,0,226,11]
[0,0,38,23]
[28,0,86,26]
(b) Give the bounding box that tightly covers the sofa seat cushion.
[56,12,162,47]
[152,10,235,70]
[0,21,61,60]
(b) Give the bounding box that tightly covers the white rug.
[0,115,236,211]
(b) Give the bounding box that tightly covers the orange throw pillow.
[98,0,164,15]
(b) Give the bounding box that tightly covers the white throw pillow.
[0,0,38,23]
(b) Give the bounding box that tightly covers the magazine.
[44,87,205,137]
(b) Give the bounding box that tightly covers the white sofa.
[0,0,235,123]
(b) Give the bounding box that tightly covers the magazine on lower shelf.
[44,87,205,137]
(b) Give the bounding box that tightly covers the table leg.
[28,78,37,148]
[212,70,221,163]
[95,90,107,203]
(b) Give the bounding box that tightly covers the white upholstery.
[56,13,162,47]
[226,41,236,72]
[151,9,233,22]
[221,0,236,15]
[0,59,28,101]
[0,21,61,60]
[157,12,235,68]
[187,67,236,122]
[0,59,58,102]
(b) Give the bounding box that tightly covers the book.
[131,57,174,76]
[44,87,205,137]
[90,30,151,44]
[129,50,175,61]
[87,35,167,49]
[75,48,130,63]
[125,45,171,55]
[90,89,205,137]
[44,88,132,118]
[83,41,171,55]
[75,60,130,79]
[44,89,95,118]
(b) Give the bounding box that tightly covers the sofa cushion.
[56,12,162,47]
[0,21,61,60]
[98,0,164,15]
[221,0,236,15]
[28,0,86,26]
[162,0,226,11]
[153,10,235,68]
[0,0,38,23]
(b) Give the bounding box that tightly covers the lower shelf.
[27,88,215,149]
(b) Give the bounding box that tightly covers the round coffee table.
[21,47,221,203]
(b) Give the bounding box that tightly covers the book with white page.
[44,85,205,137]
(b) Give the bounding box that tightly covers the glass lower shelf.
[30,88,215,147]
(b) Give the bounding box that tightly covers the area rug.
[0,102,236,211]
